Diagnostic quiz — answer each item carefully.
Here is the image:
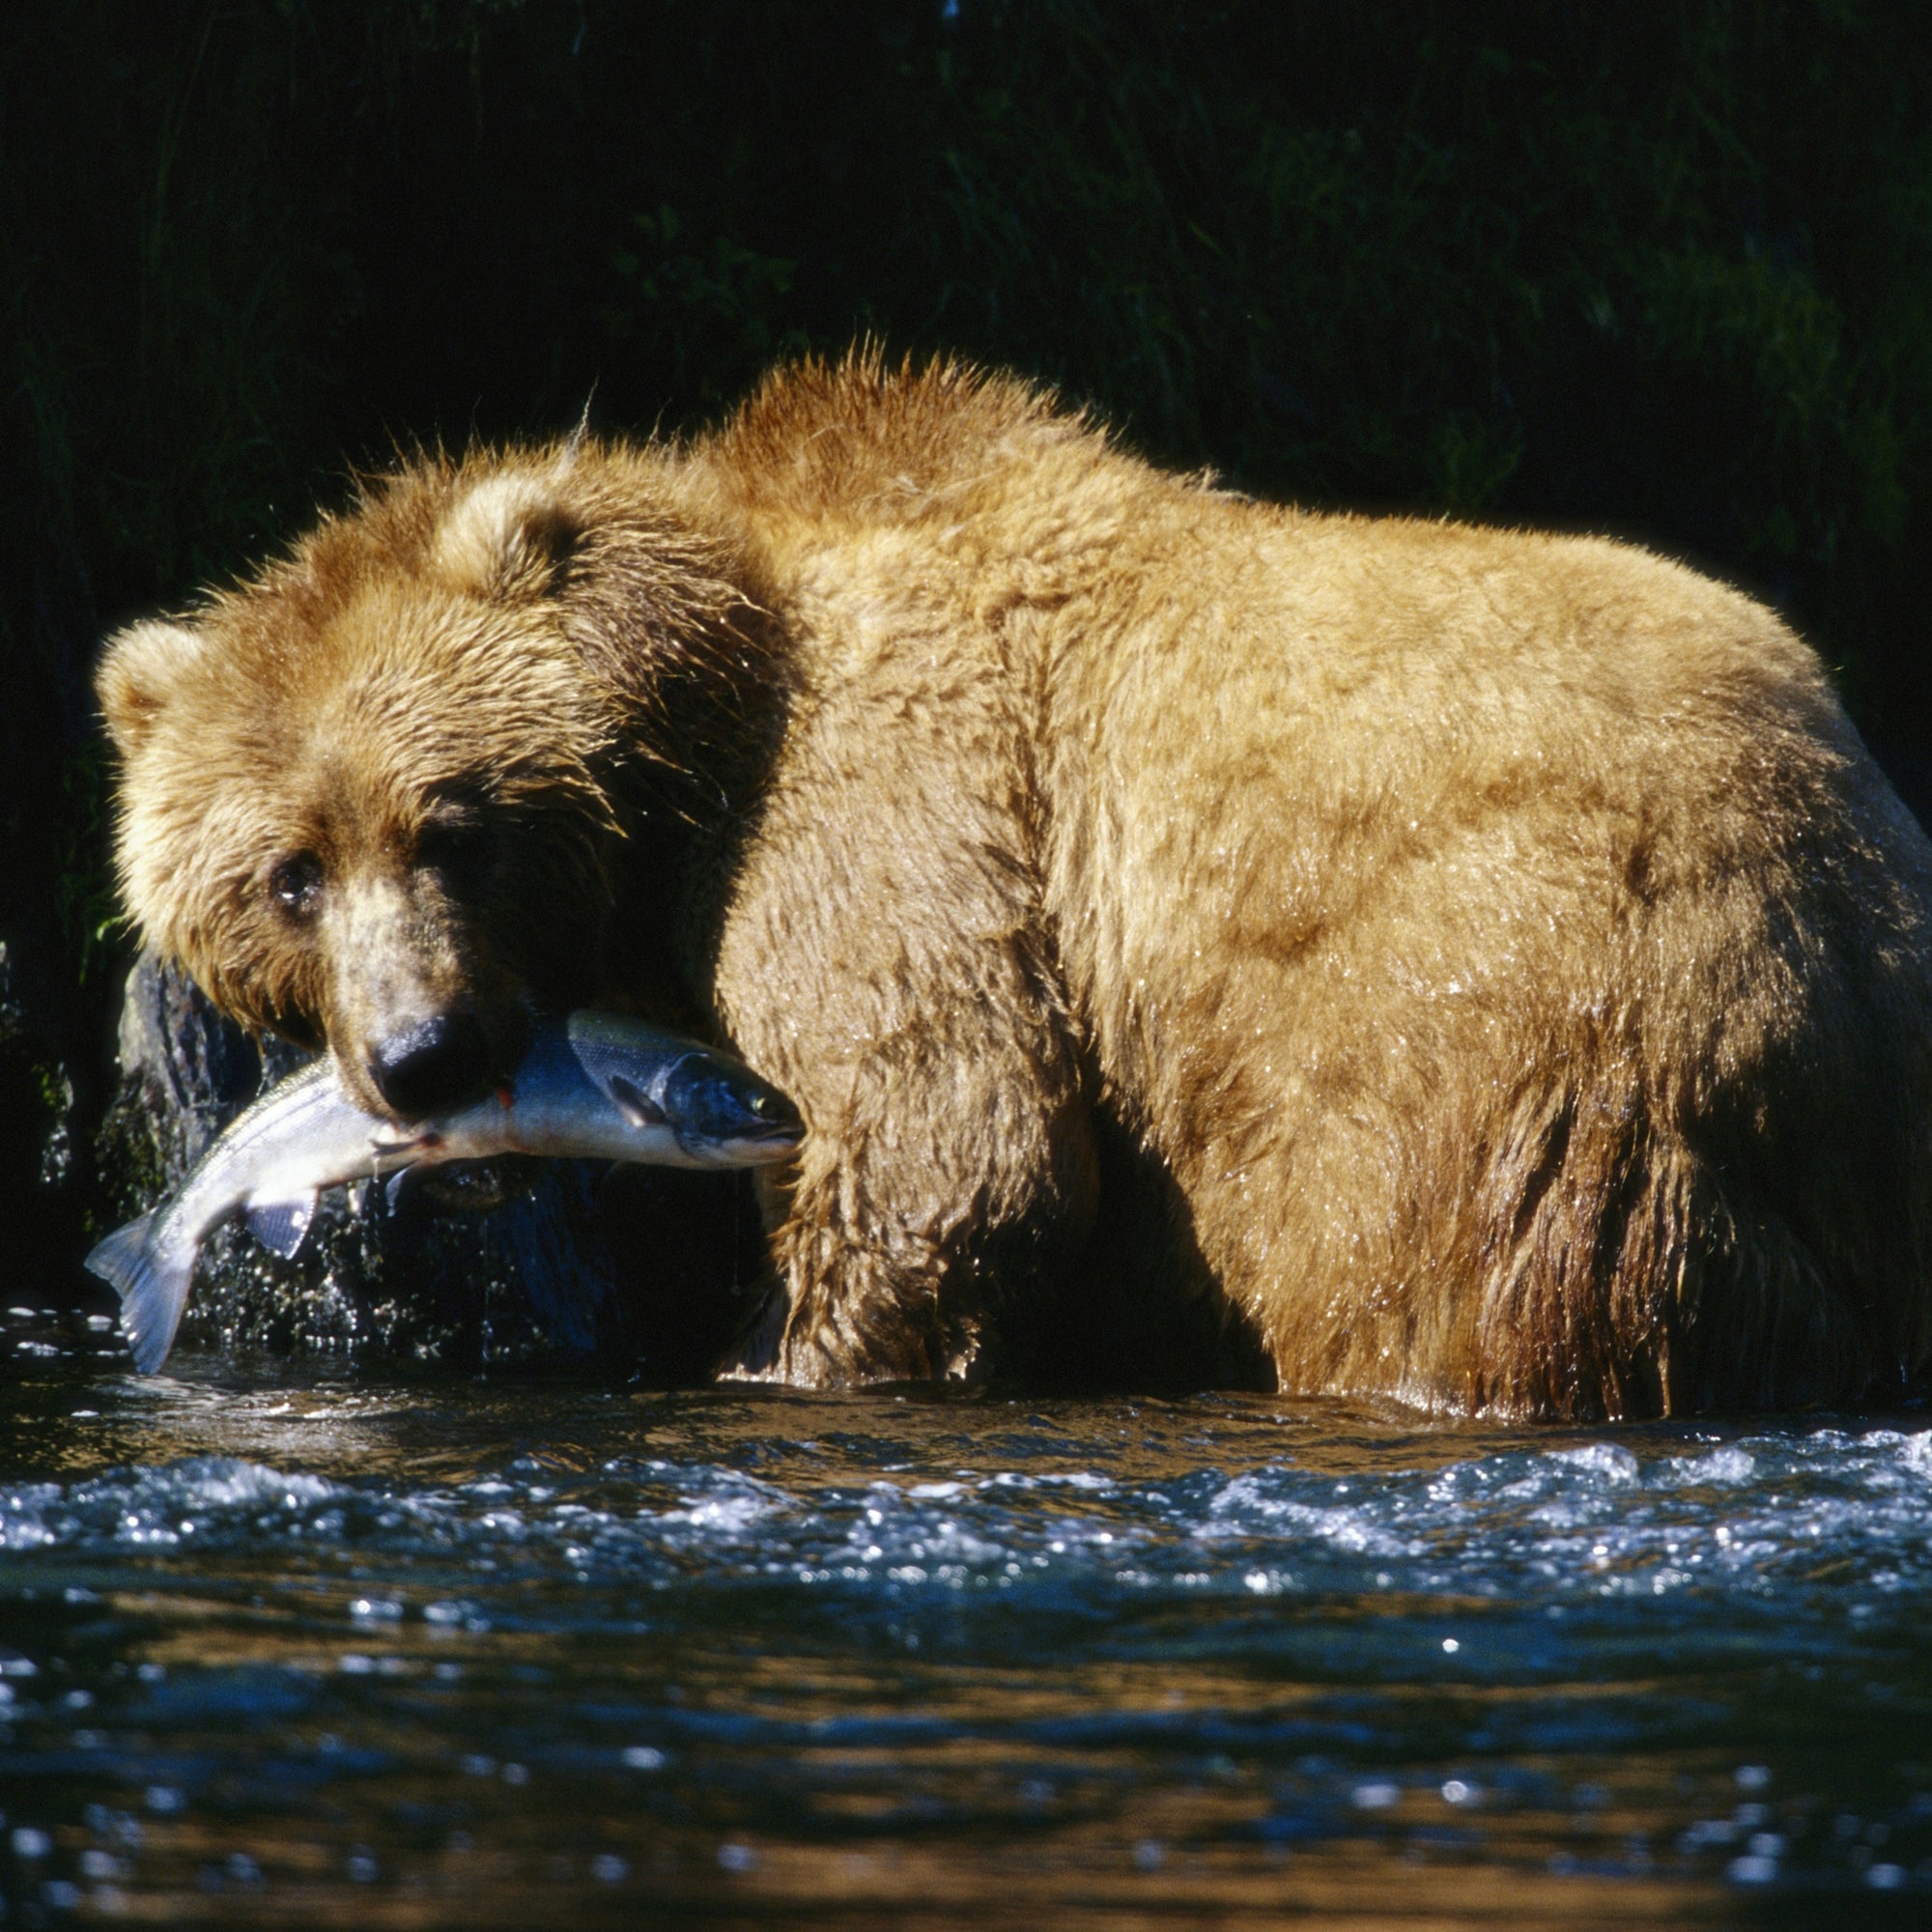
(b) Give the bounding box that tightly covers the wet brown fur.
[99,353,1932,1416]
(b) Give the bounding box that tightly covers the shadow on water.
[5,1300,1932,1927]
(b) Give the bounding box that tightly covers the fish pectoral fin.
[245,1191,319,1260]
[384,1166,427,1216]
[608,1072,669,1129]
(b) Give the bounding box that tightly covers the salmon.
[86,1011,802,1373]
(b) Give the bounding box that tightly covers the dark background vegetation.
[4,0,1930,1272]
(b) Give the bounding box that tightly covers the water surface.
[5,1298,1932,1927]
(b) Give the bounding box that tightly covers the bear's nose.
[366,1012,493,1119]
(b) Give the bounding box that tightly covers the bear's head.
[97,448,762,1120]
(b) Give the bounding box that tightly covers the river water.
[4,1299,1932,1928]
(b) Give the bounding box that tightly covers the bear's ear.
[434,473,576,599]
[96,619,204,756]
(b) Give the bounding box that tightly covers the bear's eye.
[416,808,497,891]
[270,852,324,917]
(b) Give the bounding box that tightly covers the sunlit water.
[6,1301,1932,1926]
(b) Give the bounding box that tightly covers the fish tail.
[84,1210,189,1374]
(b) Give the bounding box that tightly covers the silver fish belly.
[86,1012,802,1374]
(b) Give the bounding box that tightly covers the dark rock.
[0,938,83,1286]
[95,949,765,1376]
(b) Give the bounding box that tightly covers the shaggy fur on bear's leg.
[701,595,1097,1381]
[717,972,1095,1383]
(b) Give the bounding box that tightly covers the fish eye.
[270,851,324,917]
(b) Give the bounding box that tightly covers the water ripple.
[5,1352,1932,1921]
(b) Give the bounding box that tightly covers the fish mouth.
[691,1115,806,1164]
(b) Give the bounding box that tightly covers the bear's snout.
[366,1011,494,1119]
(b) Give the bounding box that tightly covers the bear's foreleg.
[719,944,1096,1384]
[706,644,1094,1384]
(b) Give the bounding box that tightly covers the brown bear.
[97,353,1932,1417]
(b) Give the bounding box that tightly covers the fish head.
[564,1013,803,1167]
[656,1052,806,1166]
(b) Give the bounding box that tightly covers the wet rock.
[95,949,765,1376]
[0,938,82,1279]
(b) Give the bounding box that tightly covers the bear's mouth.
[329,1000,536,1126]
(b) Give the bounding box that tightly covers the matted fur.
[98,353,1932,1415]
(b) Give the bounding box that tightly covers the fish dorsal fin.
[245,1192,318,1260]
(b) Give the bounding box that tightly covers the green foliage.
[887,3,1930,616]
[52,747,125,992]
[605,205,802,403]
